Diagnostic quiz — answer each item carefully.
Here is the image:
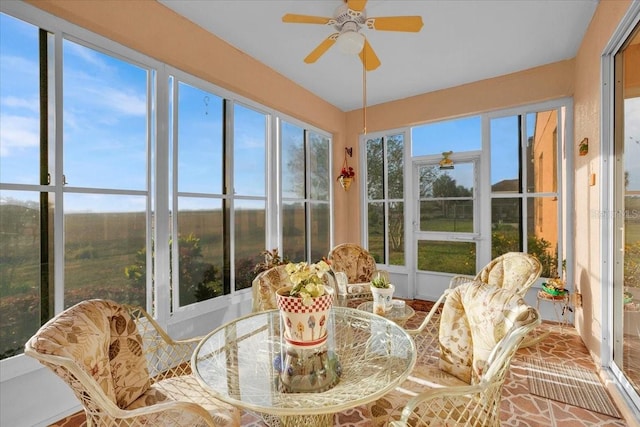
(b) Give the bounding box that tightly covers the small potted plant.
[370,273,390,289]
[370,273,394,314]
[253,248,289,275]
[542,277,566,297]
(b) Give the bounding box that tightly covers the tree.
[125,233,223,306]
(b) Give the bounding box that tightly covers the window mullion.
[154,68,171,321]
[52,29,65,316]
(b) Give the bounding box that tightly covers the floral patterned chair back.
[327,243,389,306]
[328,243,378,284]
[475,252,543,296]
[447,251,543,297]
[251,264,292,312]
[25,299,240,427]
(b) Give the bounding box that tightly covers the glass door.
[612,20,640,407]
[413,155,482,300]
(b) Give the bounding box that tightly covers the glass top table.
[192,307,416,427]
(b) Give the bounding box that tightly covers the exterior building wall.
[531,109,559,267]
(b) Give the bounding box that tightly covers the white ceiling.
[158,0,598,112]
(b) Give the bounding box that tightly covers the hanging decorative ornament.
[337,147,355,191]
[439,151,454,170]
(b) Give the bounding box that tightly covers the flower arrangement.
[284,260,331,306]
[337,166,355,181]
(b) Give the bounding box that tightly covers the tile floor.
[50,304,633,427]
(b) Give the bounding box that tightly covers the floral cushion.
[437,284,473,384]
[26,299,150,408]
[439,280,535,384]
[108,307,152,408]
[476,252,542,296]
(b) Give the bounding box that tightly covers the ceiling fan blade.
[282,13,332,25]
[366,16,424,32]
[359,38,381,71]
[304,34,338,64]
[347,0,368,12]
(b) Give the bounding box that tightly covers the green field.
[0,208,270,357]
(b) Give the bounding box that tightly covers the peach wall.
[573,0,632,365]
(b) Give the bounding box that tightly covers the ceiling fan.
[282,0,423,71]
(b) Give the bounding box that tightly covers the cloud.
[100,87,147,116]
[0,55,38,80]
[64,41,111,72]
[64,83,147,119]
[1,96,39,113]
[0,114,39,157]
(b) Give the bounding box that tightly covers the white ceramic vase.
[370,283,395,315]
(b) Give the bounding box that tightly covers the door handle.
[451,236,482,241]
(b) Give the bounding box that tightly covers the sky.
[1,11,639,215]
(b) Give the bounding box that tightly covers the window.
[173,81,225,306]
[62,40,152,309]
[362,107,564,281]
[172,90,268,306]
[0,14,44,359]
[0,13,153,357]
[412,116,481,156]
[281,121,331,262]
[0,9,333,360]
[411,117,481,276]
[612,21,640,399]
[233,103,268,290]
[365,133,405,265]
[490,109,561,277]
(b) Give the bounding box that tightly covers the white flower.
[285,260,331,306]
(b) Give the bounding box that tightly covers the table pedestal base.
[261,412,334,427]
[280,413,332,427]
[275,342,341,393]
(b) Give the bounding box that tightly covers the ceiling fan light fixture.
[336,30,365,54]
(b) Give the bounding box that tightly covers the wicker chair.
[407,251,543,354]
[251,264,291,312]
[24,299,240,427]
[368,281,540,426]
[327,243,388,306]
